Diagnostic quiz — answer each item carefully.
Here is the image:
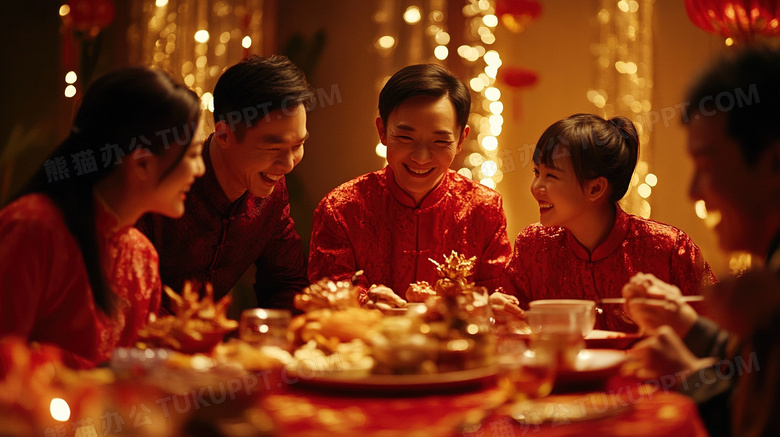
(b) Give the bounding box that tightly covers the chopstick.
[600,295,705,304]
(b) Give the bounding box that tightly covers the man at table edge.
[138,54,315,312]
[622,45,780,437]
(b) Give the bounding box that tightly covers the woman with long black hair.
[0,67,204,368]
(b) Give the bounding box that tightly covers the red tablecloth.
[262,376,709,437]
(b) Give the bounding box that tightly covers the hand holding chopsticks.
[620,272,701,337]
[600,295,704,305]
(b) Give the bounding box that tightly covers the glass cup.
[528,299,596,336]
[496,321,557,403]
[494,324,558,424]
[238,308,292,351]
[525,307,587,371]
[458,288,495,330]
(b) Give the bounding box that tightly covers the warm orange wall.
[650,0,727,276]
[279,0,731,277]
[489,0,597,251]
[278,0,388,254]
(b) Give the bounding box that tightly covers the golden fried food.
[213,339,291,371]
[405,281,438,303]
[429,251,477,297]
[289,307,382,353]
[138,281,238,354]
[293,339,373,375]
[319,307,382,343]
[404,252,477,302]
[286,254,497,376]
[295,277,361,312]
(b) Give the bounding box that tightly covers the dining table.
[1,312,712,437]
[0,341,710,437]
[256,354,709,437]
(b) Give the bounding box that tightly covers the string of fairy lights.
[588,0,655,220]
[373,0,505,190]
[592,0,752,274]
[59,0,264,135]
[61,0,504,187]
[58,3,79,99]
[459,2,504,190]
[61,0,505,193]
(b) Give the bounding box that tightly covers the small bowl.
[528,299,596,336]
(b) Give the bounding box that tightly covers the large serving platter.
[286,365,498,396]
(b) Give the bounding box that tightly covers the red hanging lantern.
[62,0,116,38]
[498,66,539,121]
[498,66,539,89]
[684,0,780,43]
[495,0,542,33]
[60,0,115,95]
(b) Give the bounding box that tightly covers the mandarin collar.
[383,165,451,209]
[566,204,629,262]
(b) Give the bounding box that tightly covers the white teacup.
[528,299,596,336]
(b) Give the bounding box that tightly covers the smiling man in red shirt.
[308,64,517,315]
[138,55,314,312]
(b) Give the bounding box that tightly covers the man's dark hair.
[378,63,471,135]
[685,45,780,165]
[213,54,315,140]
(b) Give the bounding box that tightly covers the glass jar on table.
[239,308,292,351]
[496,320,557,404]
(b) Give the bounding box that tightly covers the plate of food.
[584,330,643,350]
[285,365,498,396]
[555,349,626,387]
